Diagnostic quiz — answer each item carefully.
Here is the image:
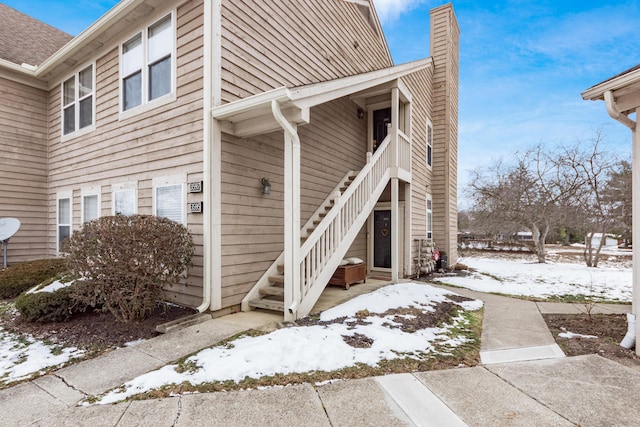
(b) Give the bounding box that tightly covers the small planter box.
[329,263,366,290]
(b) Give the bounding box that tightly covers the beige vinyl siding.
[46,0,205,307]
[430,5,459,263]
[0,77,49,263]
[401,68,435,275]
[220,0,392,102]
[220,98,368,308]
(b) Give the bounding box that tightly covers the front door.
[373,210,392,268]
[370,204,405,274]
[372,108,391,153]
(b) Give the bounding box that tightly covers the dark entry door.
[373,108,391,153]
[374,210,392,269]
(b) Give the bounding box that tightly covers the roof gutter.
[197,0,214,313]
[604,90,636,130]
[271,100,301,320]
[0,59,47,90]
[35,0,145,78]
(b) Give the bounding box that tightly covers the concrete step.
[248,298,284,312]
[155,312,213,334]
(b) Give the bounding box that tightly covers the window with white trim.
[426,122,433,168]
[57,192,72,253]
[62,64,94,135]
[121,13,174,112]
[112,182,137,216]
[81,187,101,224]
[426,194,433,240]
[153,175,185,224]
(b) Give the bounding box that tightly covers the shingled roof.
[0,3,72,67]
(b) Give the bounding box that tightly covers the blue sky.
[5,0,640,207]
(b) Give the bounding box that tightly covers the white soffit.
[211,58,432,137]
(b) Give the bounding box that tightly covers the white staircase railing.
[293,134,394,318]
[240,170,357,312]
[242,127,409,320]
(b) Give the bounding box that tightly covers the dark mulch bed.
[543,313,640,370]
[3,303,196,352]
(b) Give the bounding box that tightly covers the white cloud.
[373,0,427,25]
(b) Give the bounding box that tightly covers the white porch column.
[390,87,400,283]
[391,177,400,283]
[282,121,301,322]
[272,100,301,320]
[633,110,640,355]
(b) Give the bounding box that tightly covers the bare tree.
[566,131,619,267]
[469,143,584,263]
[604,159,632,246]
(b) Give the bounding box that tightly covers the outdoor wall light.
[261,178,271,195]
[357,108,365,119]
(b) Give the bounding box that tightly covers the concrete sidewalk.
[1,283,639,426]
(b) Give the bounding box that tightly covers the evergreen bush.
[15,281,78,322]
[0,259,67,299]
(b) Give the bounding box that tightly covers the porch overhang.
[211,57,432,138]
[582,65,640,116]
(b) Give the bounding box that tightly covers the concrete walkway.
[1,283,639,426]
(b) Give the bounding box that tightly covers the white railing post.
[334,193,342,241]
[391,87,400,169]
[294,137,393,318]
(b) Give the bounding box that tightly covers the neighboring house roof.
[0,4,72,66]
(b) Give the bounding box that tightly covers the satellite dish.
[0,218,20,241]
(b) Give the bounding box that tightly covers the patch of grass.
[478,272,504,282]
[115,309,484,402]
[544,294,592,303]
[175,359,199,374]
[0,301,14,316]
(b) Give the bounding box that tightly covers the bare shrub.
[63,215,194,322]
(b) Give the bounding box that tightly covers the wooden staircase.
[244,173,358,312]
[241,132,400,320]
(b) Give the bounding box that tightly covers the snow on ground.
[435,257,632,302]
[558,330,598,339]
[25,279,72,295]
[96,282,483,404]
[0,326,84,386]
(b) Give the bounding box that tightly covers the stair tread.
[269,274,285,283]
[259,286,285,297]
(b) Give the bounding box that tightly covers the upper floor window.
[62,65,94,135]
[121,13,174,112]
[426,122,433,168]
